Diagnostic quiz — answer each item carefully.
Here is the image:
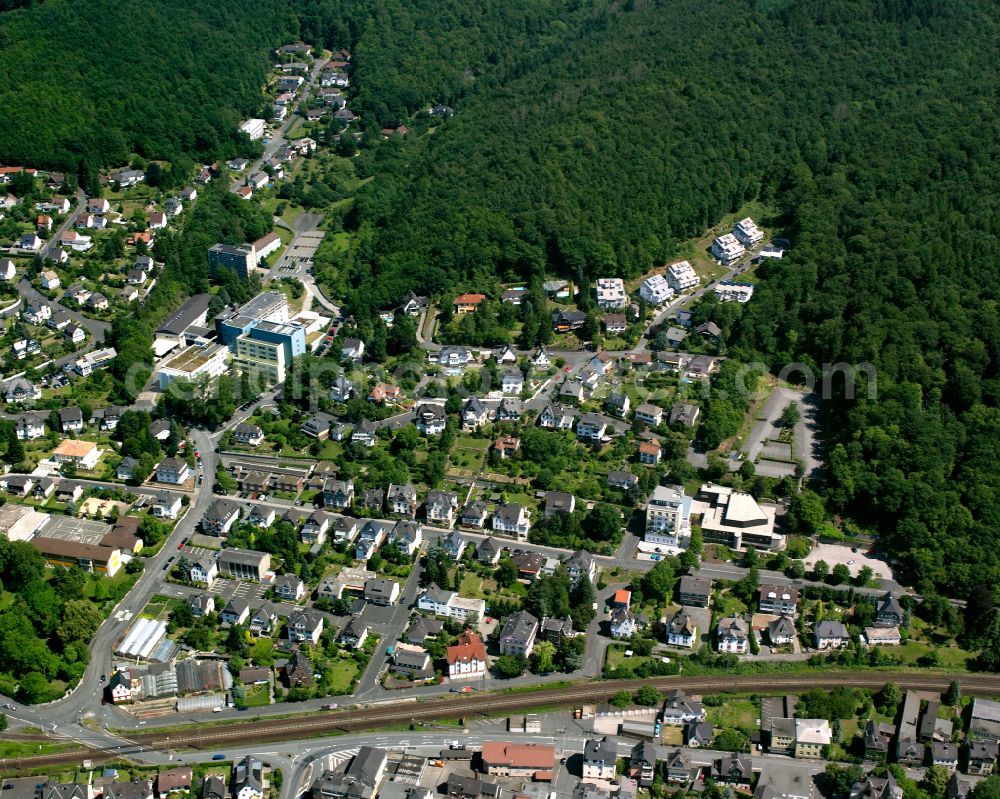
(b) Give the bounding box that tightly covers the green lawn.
[707,698,758,731]
[326,657,360,693]
[241,683,272,708]
[0,740,71,758]
[460,572,485,598]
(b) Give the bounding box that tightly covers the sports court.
[40,515,112,544]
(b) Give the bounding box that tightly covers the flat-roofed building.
[698,483,783,551]
[158,344,229,389]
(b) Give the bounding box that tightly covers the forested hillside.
[0,0,292,170]
[335,0,1000,599]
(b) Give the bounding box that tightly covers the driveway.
[742,386,822,479]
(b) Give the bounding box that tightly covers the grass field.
[326,657,360,693]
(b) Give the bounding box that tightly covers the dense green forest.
[0,0,293,170]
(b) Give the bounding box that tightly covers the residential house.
[301,412,337,440]
[232,756,263,799]
[608,469,639,492]
[875,593,904,627]
[461,397,489,430]
[499,610,539,657]
[328,374,355,403]
[355,521,388,561]
[15,412,45,439]
[351,419,377,447]
[480,742,554,780]
[446,629,488,680]
[341,338,365,361]
[221,598,251,626]
[552,308,587,332]
[274,574,306,602]
[639,274,674,305]
[686,721,715,748]
[440,530,467,559]
[759,584,799,616]
[436,346,473,367]
[364,578,401,607]
[716,614,749,653]
[233,423,264,447]
[933,743,960,771]
[666,608,698,648]
[59,406,84,432]
[189,559,219,587]
[494,397,522,422]
[284,650,313,689]
[156,457,190,484]
[768,616,796,646]
[967,741,998,776]
[248,607,276,637]
[606,392,630,418]
[814,620,850,650]
[453,293,486,315]
[202,499,241,536]
[544,491,576,518]
[492,503,531,540]
[638,439,662,465]
[415,404,447,435]
[582,738,618,781]
[151,492,184,519]
[287,610,324,645]
[387,483,418,517]
[538,402,575,429]
[712,757,752,789]
[604,313,627,334]
[339,619,368,648]
[531,347,551,370]
[577,414,608,443]
[426,490,458,526]
[849,775,903,799]
[711,233,745,265]
[247,506,276,528]
[669,402,700,429]
[595,278,626,309]
[388,520,422,556]
[502,370,524,396]
[299,510,331,545]
[493,435,521,459]
[476,537,502,565]
[664,750,695,784]
[795,719,832,759]
[457,501,489,530]
[630,742,657,787]
[609,608,638,639]
[733,217,764,246]
[634,403,663,427]
[564,549,596,585]
[323,478,354,510]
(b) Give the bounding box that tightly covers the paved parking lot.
[212,577,268,603]
[804,542,893,579]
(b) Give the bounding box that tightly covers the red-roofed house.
[37,215,52,231]
[148,212,167,229]
[446,630,487,680]
[453,293,486,315]
[480,742,555,781]
[611,589,631,609]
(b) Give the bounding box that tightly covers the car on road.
[178,542,185,550]
[212,754,226,760]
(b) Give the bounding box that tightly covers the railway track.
[4,671,999,771]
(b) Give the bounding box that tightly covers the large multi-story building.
[239,118,266,141]
[217,293,305,384]
[639,274,674,305]
[208,243,258,280]
[645,485,691,547]
[697,483,784,551]
[595,278,627,309]
[733,217,764,246]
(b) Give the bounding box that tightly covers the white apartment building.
[639,274,675,305]
[595,277,627,309]
[240,118,266,141]
[711,233,746,265]
[645,485,691,548]
[733,217,764,246]
[666,260,700,292]
[714,281,755,303]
